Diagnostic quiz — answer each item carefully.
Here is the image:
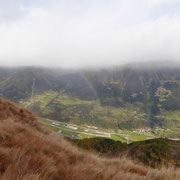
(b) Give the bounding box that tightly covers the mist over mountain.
[0,1,180,68]
[1,62,180,137]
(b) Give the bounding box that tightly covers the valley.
[1,64,180,139]
[39,117,153,142]
[20,90,180,140]
[20,90,149,130]
[1,1,180,178]
[39,116,178,142]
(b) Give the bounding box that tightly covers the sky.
[0,0,180,68]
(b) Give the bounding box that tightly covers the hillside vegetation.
[1,63,180,136]
[21,91,148,129]
[0,97,180,179]
[70,137,180,167]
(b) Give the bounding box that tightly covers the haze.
[0,0,180,68]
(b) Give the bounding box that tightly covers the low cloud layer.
[0,0,180,68]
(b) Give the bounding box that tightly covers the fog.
[0,0,180,68]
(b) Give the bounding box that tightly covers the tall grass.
[0,97,179,180]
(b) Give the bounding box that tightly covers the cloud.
[147,0,180,6]
[0,0,180,68]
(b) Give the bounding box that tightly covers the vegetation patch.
[70,137,180,167]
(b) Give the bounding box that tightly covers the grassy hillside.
[1,98,180,179]
[70,137,180,167]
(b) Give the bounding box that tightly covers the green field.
[161,110,180,121]
[21,91,149,130]
[110,134,127,142]
[38,117,163,143]
[20,91,180,140]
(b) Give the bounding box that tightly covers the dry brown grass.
[0,97,179,180]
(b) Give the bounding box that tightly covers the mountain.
[0,67,18,82]
[1,63,180,136]
[85,62,180,111]
[0,97,179,179]
[0,67,96,102]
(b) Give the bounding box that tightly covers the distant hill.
[1,97,179,179]
[1,63,180,135]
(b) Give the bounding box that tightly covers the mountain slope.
[0,67,96,102]
[0,97,180,179]
[1,63,180,134]
[22,91,149,129]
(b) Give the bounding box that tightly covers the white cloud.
[0,1,180,68]
[147,0,180,6]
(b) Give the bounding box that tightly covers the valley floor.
[20,90,180,140]
[39,117,172,143]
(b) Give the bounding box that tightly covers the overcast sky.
[0,0,180,68]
